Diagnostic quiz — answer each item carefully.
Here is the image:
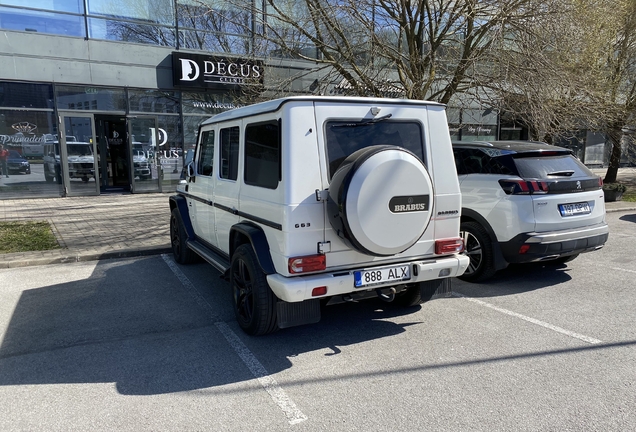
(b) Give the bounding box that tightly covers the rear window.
[513,155,594,179]
[325,120,424,179]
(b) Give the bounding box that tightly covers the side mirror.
[185,161,195,181]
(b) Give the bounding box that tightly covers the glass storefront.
[448,108,498,142]
[0,80,252,199]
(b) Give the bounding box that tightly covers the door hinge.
[318,241,331,254]
[315,189,329,202]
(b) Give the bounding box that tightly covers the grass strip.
[0,221,60,254]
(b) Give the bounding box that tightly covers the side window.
[244,121,280,189]
[455,148,487,174]
[220,126,239,180]
[197,130,215,177]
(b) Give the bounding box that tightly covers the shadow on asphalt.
[453,261,573,298]
[619,213,636,223]
[0,256,423,395]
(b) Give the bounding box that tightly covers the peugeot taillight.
[499,179,549,195]
[288,254,326,274]
[435,238,464,255]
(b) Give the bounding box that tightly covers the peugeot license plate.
[559,202,591,217]
[354,264,411,288]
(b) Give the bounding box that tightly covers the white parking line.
[452,292,602,345]
[609,266,636,274]
[162,254,308,425]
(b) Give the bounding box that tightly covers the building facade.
[1,1,613,200]
[0,1,325,198]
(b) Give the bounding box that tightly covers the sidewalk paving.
[1,169,636,269]
[1,193,173,269]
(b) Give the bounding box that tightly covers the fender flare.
[461,207,508,271]
[169,194,195,240]
[231,222,276,275]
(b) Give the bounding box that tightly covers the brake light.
[288,254,326,274]
[598,177,603,188]
[435,238,464,255]
[499,179,549,195]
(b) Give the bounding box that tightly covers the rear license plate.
[354,265,411,288]
[559,202,591,217]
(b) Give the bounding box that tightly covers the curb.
[0,245,172,269]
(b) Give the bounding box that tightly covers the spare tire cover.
[328,145,434,256]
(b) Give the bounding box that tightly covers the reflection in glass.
[128,89,179,114]
[0,6,85,37]
[1,0,84,13]
[87,0,174,25]
[56,85,126,111]
[0,109,63,198]
[63,116,99,195]
[88,17,175,46]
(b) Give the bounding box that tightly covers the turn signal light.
[288,254,326,274]
[435,238,464,255]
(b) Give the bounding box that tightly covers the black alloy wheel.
[170,208,197,264]
[231,244,278,336]
[459,221,496,282]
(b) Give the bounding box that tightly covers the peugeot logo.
[576,181,581,190]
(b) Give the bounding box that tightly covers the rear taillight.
[499,179,549,195]
[598,177,603,188]
[435,238,464,255]
[288,254,326,274]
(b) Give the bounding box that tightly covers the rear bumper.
[267,254,469,303]
[500,222,609,264]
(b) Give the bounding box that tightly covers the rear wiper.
[331,113,393,128]
[547,170,575,176]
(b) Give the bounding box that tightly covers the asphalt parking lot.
[0,210,635,431]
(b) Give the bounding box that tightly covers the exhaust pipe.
[376,287,396,302]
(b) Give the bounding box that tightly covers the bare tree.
[256,0,555,104]
[492,0,636,180]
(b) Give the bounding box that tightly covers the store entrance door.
[59,113,99,197]
[95,115,130,193]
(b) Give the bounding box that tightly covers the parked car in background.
[7,150,31,174]
[453,140,609,282]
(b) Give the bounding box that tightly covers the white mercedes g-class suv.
[169,96,469,335]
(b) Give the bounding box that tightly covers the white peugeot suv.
[170,96,469,335]
[453,140,609,282]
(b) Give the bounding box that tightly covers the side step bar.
[187,240,230,274]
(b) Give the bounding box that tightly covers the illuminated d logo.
[179,58,199,81]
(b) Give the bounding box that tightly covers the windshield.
[325,120,425,178]
[67,144,93,156]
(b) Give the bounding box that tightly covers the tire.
[230,244,278,336]
[459,221,497,282]
[44,170,54,182]
[170,208,197,264]
[327,145,434,256]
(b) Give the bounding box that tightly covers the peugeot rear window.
[512,155,594,179]
[325,120,424,179]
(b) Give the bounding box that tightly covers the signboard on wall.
[172,52,264,89]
